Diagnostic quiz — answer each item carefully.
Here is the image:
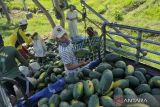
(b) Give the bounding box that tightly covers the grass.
[0,0,160,69]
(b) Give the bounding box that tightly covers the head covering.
[69,5,76,10]
[19,19,28,26]
[53,26,67,38]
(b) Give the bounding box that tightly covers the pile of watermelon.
[29,39,65,92]
[35,53,160,107]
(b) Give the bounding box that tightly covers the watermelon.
[80,68,92,76]
[67,84,74,92]
[135,84,151,95]
[135,68,147,75]
[73,82,84,99]
[38,72,47,82]
[113,79,129,89]
[70,102,86,107]
[64,75,79,84]
[83,80,94,97]
[145,74,152,82]
[100,96,115,107]
[124,88,137,99]
[112,68,125,78]
[115,60,126,69]
[102,53,121,62]
[106,91,114,97]
[34,70,44,79]
[92,79,100,93]
[125,65,134,76]
[125,76,140,88]
[99,69,113,94]
[60,89,72,101]
[151,88,160,95]
[96,63,112,73]
[133,71,147,84]
[89,71,101,79]
[38,98,48,107]
[88,95,99,107]
[74,48,91,58]
[149,76,160,88]
[139,93,160,107]
[40,104,48,107]
[113,87,123,98]
[59,102,70,107]
[49,94,60,107]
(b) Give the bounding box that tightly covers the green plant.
[114,10,124,21]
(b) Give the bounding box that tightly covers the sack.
[17,78,65,107]
[29,62,40,72]
[19,66,30,77]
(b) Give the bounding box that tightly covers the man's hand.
[80,60,90,67]
[22,43,28,48]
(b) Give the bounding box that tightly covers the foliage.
[0,0,160,69]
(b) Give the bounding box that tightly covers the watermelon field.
[0,0,160,107]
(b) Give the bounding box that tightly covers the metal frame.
[0,77,28,107]
[78,0,160,69]
[104,23,160,65]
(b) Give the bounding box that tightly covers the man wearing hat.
[4,19,33,59]
[53,26,90,75]
[0,34,34,104]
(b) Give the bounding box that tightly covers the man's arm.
[14,48,29,67]
[14,48,34,74]
[65,60,89,70]
[60,50,90,71]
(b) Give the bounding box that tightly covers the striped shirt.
[58,42,78,75]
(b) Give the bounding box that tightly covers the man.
[53,26,89,76]
[66,5,78,37]
[86,27,100,52]
[0,34,34,103]
[4,19,33,59]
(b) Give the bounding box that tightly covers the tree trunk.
[0,0,11,24]
[21,0,28,11]
[52,0,65,28]
[32,0,56,29]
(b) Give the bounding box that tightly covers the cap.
[53,26,66,38]
[19,19,28,26]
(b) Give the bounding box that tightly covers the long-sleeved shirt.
[4,28,32,50]
[0,46,29,78]
[58,43,78,75]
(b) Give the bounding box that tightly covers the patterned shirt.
[58,43,78,75]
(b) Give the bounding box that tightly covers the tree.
[21,0,28,11]
[32,0,56,29]
[0,0,11,24]
[52,0,65,28]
